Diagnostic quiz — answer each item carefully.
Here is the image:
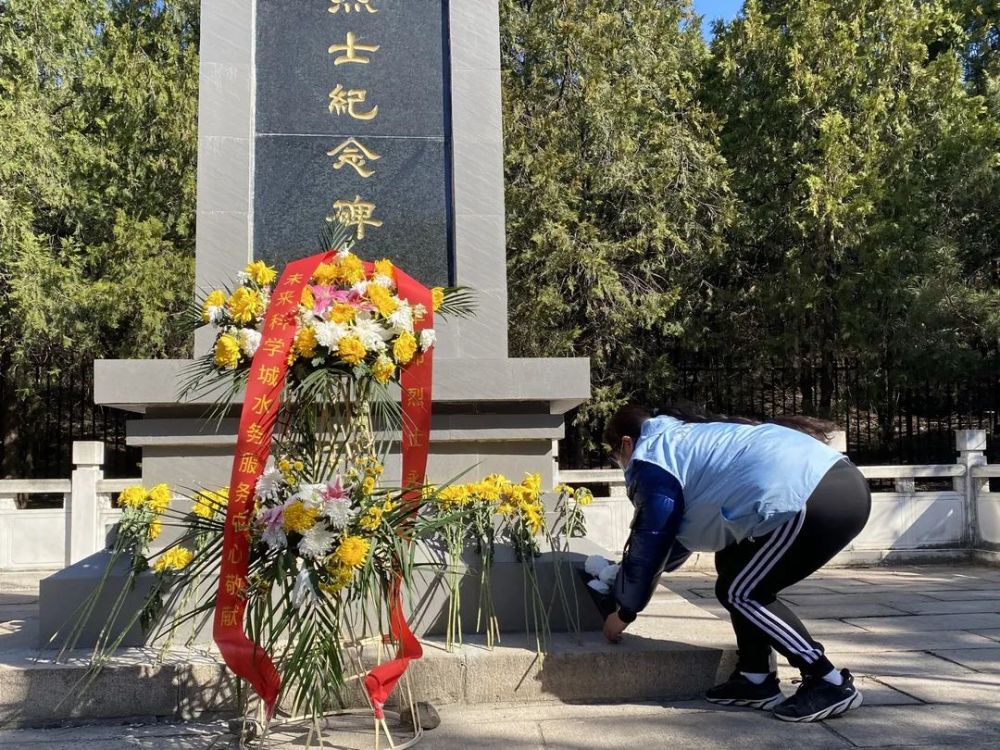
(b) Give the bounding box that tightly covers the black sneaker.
[705,670,784,710]
[773,669,863,722]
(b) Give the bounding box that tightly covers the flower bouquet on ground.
[421,477,593,652]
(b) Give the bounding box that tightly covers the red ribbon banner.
[363,269,432,719]
[213,254,433,722]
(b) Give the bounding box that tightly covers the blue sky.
[692,0,743,39]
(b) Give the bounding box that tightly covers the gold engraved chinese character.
[406,387,425,408]
[276,290,295,306]
[329,32,379,66]
[328,196,383,240]
[257,366,281,387]
[328,85,378,121]
[224,575,246,598]
[220,604,240,626]
[329,0,378,13]
[238,453,261,475]
[261,337,284,357]
[246,422,266,446]
[233,482,253,504]
[328,138,381,178]
[251,394,274,416]
[286,273,304,284]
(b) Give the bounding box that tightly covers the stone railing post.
[69,441,105,565]
[954,430,987,547]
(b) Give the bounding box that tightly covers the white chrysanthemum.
[290,483,325,510]
[388,302,414,333]
[598,563,620,586]
[314,321,349,349]
[206,306,225,325]
[420,329,436,351]
[238,328,262,356]
[236,270,251,284]
[262,525,287,550]
[584,554,610,577]
[298,526,338,559]
[587,579,611,595]
[351,280,369,296]
[370,273,394,288]
[255,461,285,503]
[292,567,319,610]
[322,498,354,530]
[413,303,427,321]
[351,318,388,352]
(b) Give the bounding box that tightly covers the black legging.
[714,459,871,677]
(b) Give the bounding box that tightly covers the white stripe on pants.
[725,512,822,664]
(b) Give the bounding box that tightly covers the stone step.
[0,591,738,729]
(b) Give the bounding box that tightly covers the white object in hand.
[585,554,611,577]
[598,563,620,586]
[587,579,611,595]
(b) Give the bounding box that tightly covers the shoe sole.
[706,693,784,711]
[773,689,863,723]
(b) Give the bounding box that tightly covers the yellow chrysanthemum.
[431,287,444,312]
[575,488,594,507]
[283,501,319,534]
[313,262,338,286]
[372,355,395,385]
[301,286,315,309]
[244,260,277,287]
[374,258,395,280]
[227,287,264,324]
[202,290,226,322]
[148,518,162,541]
[320,563,354,593]
[118,485,147,509]
[522,473,542,494]
[193,488,228,519]
[213,334,241,370]
[328,303,357,325]
[295,325,318,358]
[338,336,367,365]
[437,485,471,509]
[334,535,370,569]
[523,505,544,535]
[381,499,396,513]
[147,484,172,514]
[366,285,398,318]
[392,331,417,365]
[337,253,365,285]
[153,546,194,573]
[362,476,376,496]
[359,505,383,531]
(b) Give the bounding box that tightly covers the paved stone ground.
[2,564,1000,748]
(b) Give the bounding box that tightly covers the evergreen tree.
[0,1,199,474]
[500,0,736,451]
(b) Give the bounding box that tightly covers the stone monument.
[39,0,594,647]
[94,0,589,492]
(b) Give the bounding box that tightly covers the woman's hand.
[603,612,628,643]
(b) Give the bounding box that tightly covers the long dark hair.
[603,403,837,450]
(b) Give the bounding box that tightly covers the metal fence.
[0,357,139,480]
[561,357,1000,469]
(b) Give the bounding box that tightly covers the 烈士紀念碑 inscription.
[254,0,453,286]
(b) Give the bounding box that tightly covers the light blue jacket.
[612,416,844,617]
[627,415,844,552]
